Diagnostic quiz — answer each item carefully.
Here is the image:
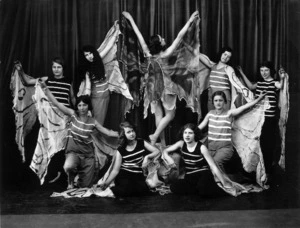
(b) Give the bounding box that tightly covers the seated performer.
[198,90,266,172]
[98,121,160,197]
[39,80,119,189]
[163,123,232,196]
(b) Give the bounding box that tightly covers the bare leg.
[150,107,175,145]
[152,102,166,146]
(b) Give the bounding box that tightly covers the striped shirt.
[209,65,231,91]
[66,115,95,156]
[255,80,278,118]
[118,139,149,174]
[181,142,209,175]
[208,110,232,150]
[47,77,72,107]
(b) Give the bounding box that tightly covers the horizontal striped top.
[208,110,233,150]
[255,80,278,118]
[181,141,209,175]
[118,139,149,174]
[209,65,231,91]
[66,114,95,156]
[47,77,72,107]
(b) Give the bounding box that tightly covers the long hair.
[118,121,137,148]
[75,95,93,111]
[177,123,202,142]
[79,45,105,81]
[148,35,166,55]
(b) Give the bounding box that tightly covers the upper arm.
[198,53,215,68]
[144,141,160,156]
[163,141,183,154]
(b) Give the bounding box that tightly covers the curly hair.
[178,123,202,142]
[217,46,233,63]
[79,45,105,81]
[148,35,166,55]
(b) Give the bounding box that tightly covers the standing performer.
[122,11,205,146]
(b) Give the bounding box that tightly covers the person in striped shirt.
[40,80,119,190]
[198,90,266,172]
[198,47,249,111]
[237,61,286,175]
[162,123,231,196]
[98,121,160,197]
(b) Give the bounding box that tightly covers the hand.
[236,65,243,73]
[258,91,267,100]
[278,67,286,79]
[122,11,132,19]
[14,61,22,71]
[191,11,199,19]
[114,20,119,26]
[39,80,47,89]
[98,182,108,190]
[40,76,48,82]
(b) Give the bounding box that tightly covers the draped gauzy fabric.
[29,84,69,184]
[278,73,289,170]
[232,97,270,188]
[142,16,210,119]
[10,66,38,162]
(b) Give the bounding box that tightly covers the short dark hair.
[52,57,65,69]
[178,123,202,142]
[259,61,276,78]
[148,35,166,55]
[212,91,227,104]
[75,95,93,111]
[217,46,233,62]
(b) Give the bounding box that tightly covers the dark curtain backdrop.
[0,0,293,187]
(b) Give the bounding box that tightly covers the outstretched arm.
[229,91,266,117]
[122,12,151,57]
[15,61,48,86]
[201,145,232,187]
[142,141,160,169]
[161,11,199,58]
[40,81,74,116]
[98,21,120,58]
[162,140,183,166]
[198,53,216,69]
[99,151,122,190]
[94,121,119,137]
[236,66,256,90]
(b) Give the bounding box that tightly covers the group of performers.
[10,11,289,198]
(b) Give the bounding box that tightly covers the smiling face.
[124,127,136,141]
[213,95,226,110]
[220,51,232,64]
[84,51,94,62]
[77,101,89,116]
[183,128,195,144]
[260,66,272,81]
[52,62,63,78]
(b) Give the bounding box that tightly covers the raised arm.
[40,81,74,116]
[198,113,209,131]
[122,11,151,57]
[161,11,199,58]
[229,91,266,117]
[198,53,216,69]
[99,151,122,190]
[275,67,286,89]
[236,66,257,90]
[15,61,47,86]
[98,21,120,58]
[162,140,183,166]
[94,121,119,138]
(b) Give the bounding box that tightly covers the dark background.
[0,0,299,191]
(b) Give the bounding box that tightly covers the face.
[84,51,94,62]
[124,127,136,141]
[183,128,195,144]
[213,95,225,110]
[52,62,63,78]
[260,67,271,81]
[220,51,232,63]
[77,101,89,115]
